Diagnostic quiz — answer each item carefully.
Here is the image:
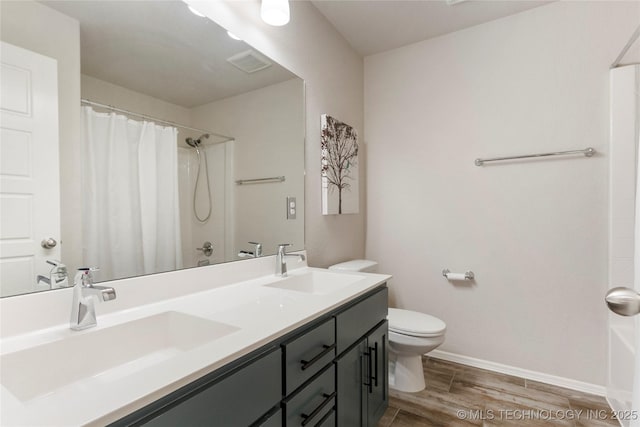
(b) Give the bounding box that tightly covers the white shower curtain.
[82,107,183,281]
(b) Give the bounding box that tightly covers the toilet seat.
[388,308,446,338]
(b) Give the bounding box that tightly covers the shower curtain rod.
[81,98,235,143]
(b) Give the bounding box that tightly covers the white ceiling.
[43,1,297,108]
[311,0,553,56]
[41,0,554,106]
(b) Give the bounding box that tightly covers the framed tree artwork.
[321,114,359,215]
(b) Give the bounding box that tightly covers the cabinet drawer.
[253,408,282,427]
[285,365,336,427]
[335,287,388,354]
[283,317,335,394]
[315,408,336,427]
[141,348,281,427]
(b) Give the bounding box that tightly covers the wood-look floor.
[378,357,619,427]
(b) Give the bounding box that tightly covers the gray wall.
[191,0,366,267]
[364,1,640,386]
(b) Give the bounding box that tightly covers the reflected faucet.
[70,268,116,331]
[238,241,263,259]
[275,243,305,277]
[37,260,69,289]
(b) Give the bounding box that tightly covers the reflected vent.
[226,50,272,73]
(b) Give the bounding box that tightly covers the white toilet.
[328,259,447,393]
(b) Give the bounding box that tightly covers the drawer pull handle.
[300,344,335,371]
[301,392,336,426]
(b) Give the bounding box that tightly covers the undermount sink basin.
[265,270,364,295]
[0,311,239,401]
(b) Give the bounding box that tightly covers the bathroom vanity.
[0,256,390,426]
[115,286,388,427]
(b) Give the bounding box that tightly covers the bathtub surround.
[365,0,640,389]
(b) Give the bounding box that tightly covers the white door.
[606,65,640,427]
[0,41,60,297]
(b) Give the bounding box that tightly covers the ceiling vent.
[226,50,272,73]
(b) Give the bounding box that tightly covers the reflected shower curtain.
[82,107,183,281]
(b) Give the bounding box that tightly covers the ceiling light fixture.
[187,5,206,17]
[260,0,290,26]
[227,31,242,41]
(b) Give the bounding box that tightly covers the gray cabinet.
[138,347,282,427]
[365,320,388,426]
[284,364,336,426]
[336,338,367,426]
[335,288,389,427]
[112,285,388,427]
[254,408,282,427]
[283,318,336,395]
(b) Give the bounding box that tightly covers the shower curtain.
[82,107,183,281]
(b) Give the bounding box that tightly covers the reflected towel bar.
[235,176,285,185]
[475,147,595,166]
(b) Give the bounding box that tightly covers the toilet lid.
[388,308,446,338]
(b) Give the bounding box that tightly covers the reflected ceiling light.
[227,31,242,41]
[187,5,206,17]
[261,0,290,26]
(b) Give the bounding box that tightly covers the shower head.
[186,134,210,148]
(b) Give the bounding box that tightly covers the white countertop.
[0,258,390,426]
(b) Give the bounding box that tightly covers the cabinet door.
[366,321,388,426]
[139,348,281,427]
[335,338,367,426]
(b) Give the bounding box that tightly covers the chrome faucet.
[70,268,116,331]
[238,241,263,259]
[37,260,69,288]
[276,243,305,277]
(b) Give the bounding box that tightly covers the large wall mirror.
[0,0,305,297]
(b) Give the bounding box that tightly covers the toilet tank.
[328,259,378,273]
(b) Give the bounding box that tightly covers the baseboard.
[429,349,606,396]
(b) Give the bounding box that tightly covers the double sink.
[0,269,365,404]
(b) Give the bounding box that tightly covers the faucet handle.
[74,267,99,287]
[278,243,291,249]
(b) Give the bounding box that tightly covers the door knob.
[605,287,640,316]
[41,238,57,249]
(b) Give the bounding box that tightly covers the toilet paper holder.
[442,269,475,280]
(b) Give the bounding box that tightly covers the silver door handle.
[605,287,640,316]
[41,238,57,249]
